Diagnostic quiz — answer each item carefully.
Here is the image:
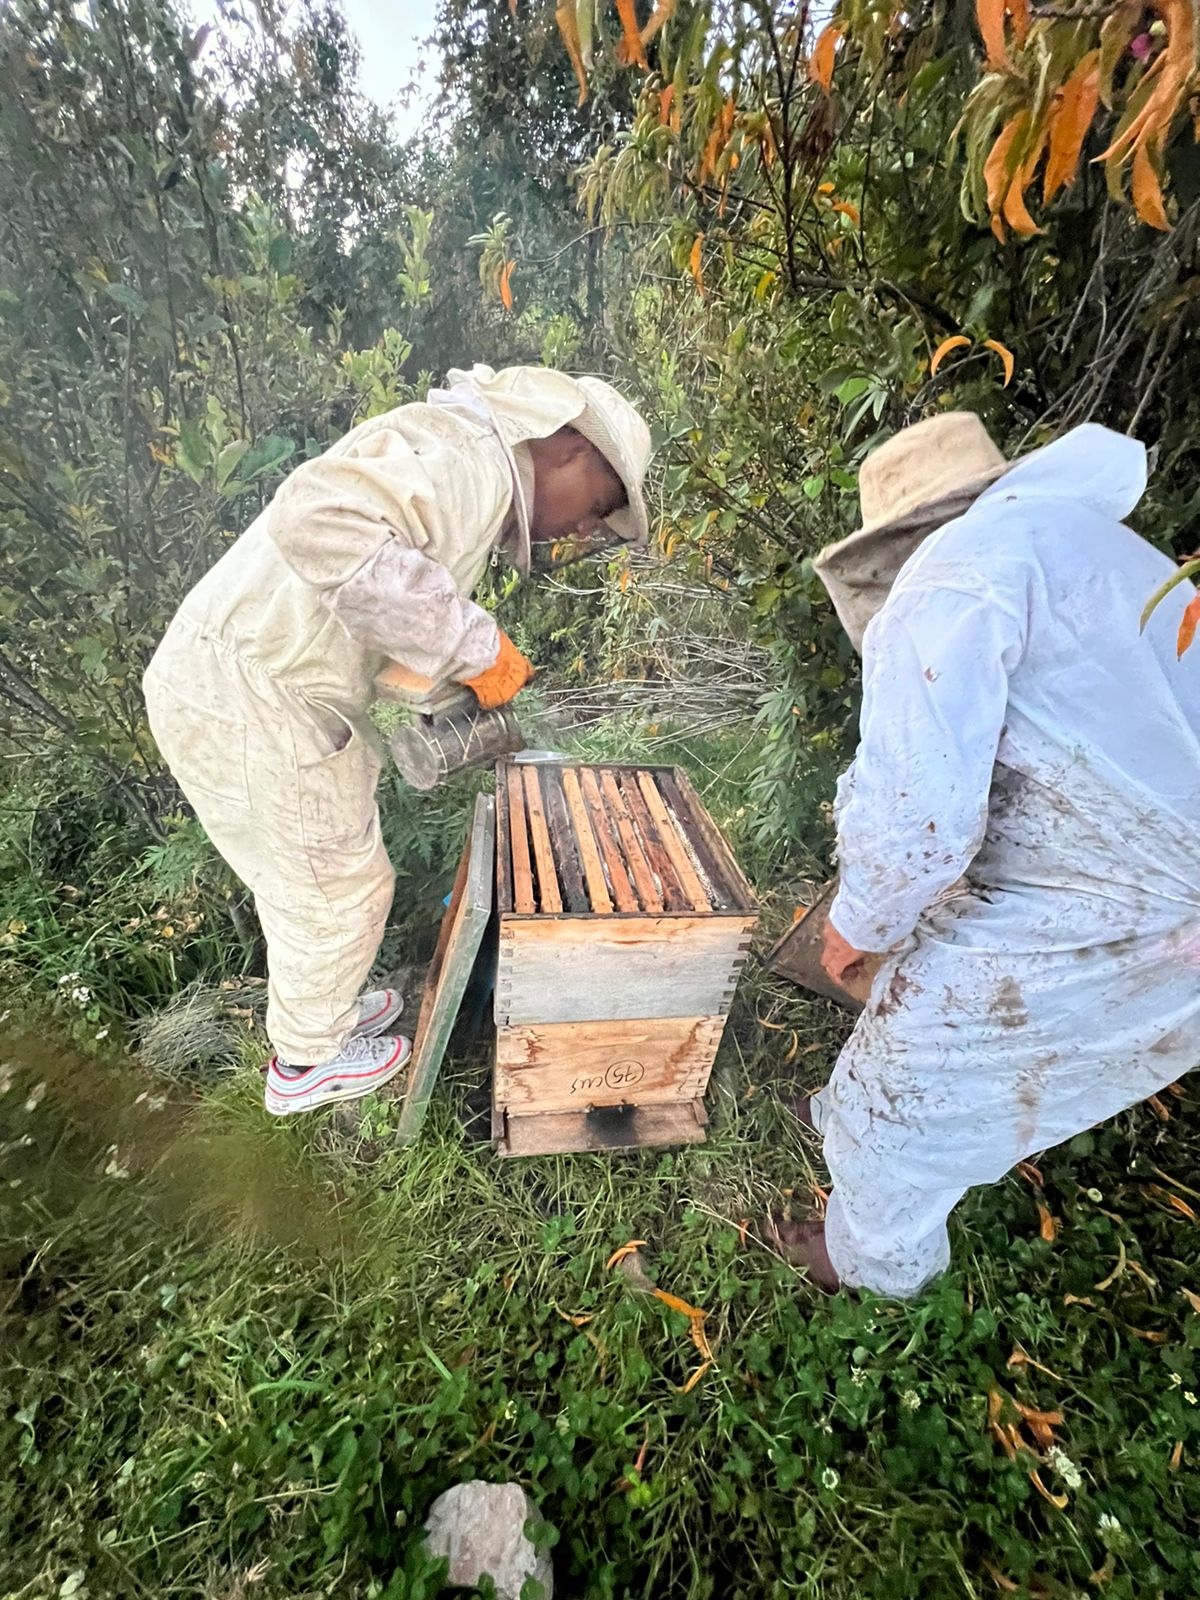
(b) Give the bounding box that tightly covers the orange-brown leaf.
[930,334,972,376]
[658,83,675,126]
[1175,591,1199,655]
[1044,50,1101,202]
[983,338,1015,387]
[1099,0,1194,165]
[653,1287,706,1318]
[978,0,1009,69]
[555,1307,595,1327]
[606,1239,648,1270]
[1180,1287,1200,1313]
[1170,1438,1184,1470]
[809,23,842,94]
[832,199,861,225]
[689,233,704,294]
[555,4,589,106]
[640,0,676,49]
[1037,1201,1059,1242]
[985,112,1028,216]
[1008,0,1030,45]
[498,258,515,312]
[1002,117,1047,237]
[1014,1402,1065,1426]
[983,1565,1022,1595]
[1133,139,1171,230]
[615,0,649,69]
[676,1358,711,1394]
[1029,1469,1070,1509]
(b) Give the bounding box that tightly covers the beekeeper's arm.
[265,426,506,684]
[831,572,1027,953]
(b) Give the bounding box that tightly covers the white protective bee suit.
[811,425,1200,1297]
[144,366,626,1067]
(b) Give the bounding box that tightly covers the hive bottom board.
[492,1096,709,1158]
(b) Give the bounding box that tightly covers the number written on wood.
[570,1059,646,1096]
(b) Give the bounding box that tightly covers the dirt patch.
[993,977,1029,1030]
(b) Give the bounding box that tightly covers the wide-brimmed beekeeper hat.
[428,364,652,573]
[813,412,1010,651]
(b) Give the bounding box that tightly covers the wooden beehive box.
[493,760,758,1157]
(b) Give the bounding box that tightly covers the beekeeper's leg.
[809,999,971,1299]
[238,812,395,1066]
[145,666,394,1065]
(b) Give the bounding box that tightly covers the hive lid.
[391,791,495,1144]
[496,760,757,918]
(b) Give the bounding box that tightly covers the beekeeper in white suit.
[144,366,651,1117]
[769,413,1200,1298]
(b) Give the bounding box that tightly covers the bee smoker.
[376,662,527,791]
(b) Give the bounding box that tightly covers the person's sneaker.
[264,1034,412,1117]
[353,987,404,1038]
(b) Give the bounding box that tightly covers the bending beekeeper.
[144,366,651,1117]
[769,413,1200,1297]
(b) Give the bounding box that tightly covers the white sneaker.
[265,1033,412,1117]
[353,987,405,1038]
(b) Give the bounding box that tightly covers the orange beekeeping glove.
[459,631,535,710]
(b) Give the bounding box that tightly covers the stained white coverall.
[144,368,592,1066]
[813,426,1200,1297]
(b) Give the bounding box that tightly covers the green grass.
[4,981,1200,1599]
[2,728,1200,1599]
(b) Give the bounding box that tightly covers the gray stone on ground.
[423,1481,552,1600]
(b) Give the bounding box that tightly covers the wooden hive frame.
[493,760,758,1156]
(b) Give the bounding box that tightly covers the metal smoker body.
[376,663,526,791]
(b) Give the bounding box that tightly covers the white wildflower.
[1098,1513,1121,1535]
[1048,1445,1083,1491]
[901,1390,922,1411]
[69,984,91,1006]
[94,1026,109,1041]
[1185,1392,1197,1405]
[1087,1188,1103,1202]
[103,1146,130,1179]
[24,1081,46,1112]
[851,1367,868,1387]
[820,1467,840,1490]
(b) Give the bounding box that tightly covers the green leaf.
[909,56,954,104]
[1139,559,1200,632]
[175,417,213,483]
[835,376,872,404]
[268,233,293,273]
[104,282,147,318]
[230,434,295,485]
[216,439,250,487]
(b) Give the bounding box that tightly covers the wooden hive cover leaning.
[493,760,758,1157]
